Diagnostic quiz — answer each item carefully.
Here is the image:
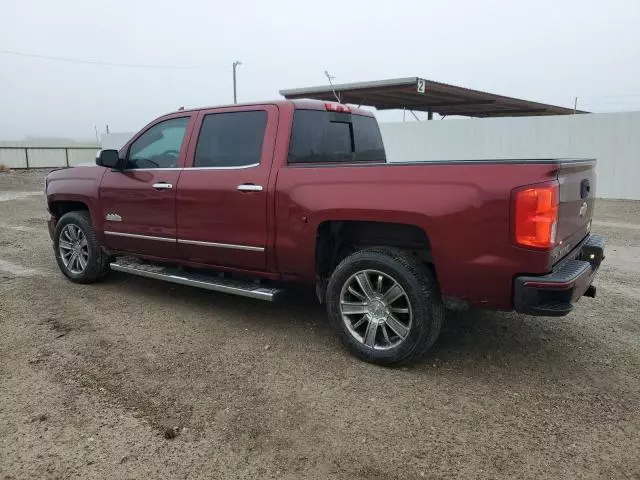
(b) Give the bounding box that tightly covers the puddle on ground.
[0,259,44,277]
[0,223,39,232]
[0,191,42,202]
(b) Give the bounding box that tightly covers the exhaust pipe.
[584,285,596,298]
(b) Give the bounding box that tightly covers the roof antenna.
[324,70,341,103]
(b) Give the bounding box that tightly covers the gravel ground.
[1,169,639,479]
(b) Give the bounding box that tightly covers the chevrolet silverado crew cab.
[45,99,604,365]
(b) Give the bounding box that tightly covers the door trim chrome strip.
[121,163,259,172]
[104,231,176,242]
[177,239,264,251]
[104,231,264,251]
[189,164,259,170]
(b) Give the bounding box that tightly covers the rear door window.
[194,110,267,168]
[288,110,386,164]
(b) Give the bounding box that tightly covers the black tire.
[326,247,444,366]
[53,210,110,283]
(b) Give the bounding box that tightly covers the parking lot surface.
[1,170,639,479]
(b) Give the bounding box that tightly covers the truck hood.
[45,164,106,196]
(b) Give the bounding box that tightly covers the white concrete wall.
[67,148,100,166]
[100,133,133,150]
[380,111,640,200]
[0,142,99,169]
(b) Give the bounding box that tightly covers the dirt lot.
[1,169,639,479]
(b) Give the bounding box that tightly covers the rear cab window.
[288,109,386,164]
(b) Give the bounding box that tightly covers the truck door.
[99,114,194,258]
[176,105,278,271]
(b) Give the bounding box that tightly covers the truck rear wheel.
[326,247,443,365]
[54,211,110,283]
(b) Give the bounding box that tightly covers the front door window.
[127,117,189,169]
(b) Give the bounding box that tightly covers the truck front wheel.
[326,247,444,365]
[53,211,110,283]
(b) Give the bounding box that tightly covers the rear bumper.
[514,234,605,316]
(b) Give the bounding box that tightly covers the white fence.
[380,111,640,200]
[0,142,99,169]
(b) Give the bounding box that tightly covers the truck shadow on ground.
[104,271,583,374]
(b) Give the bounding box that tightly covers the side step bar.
[110,260,284,302]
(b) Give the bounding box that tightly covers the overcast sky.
[1,0,639,140]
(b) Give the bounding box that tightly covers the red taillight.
[324,102,351,113]
[513,183,559,249]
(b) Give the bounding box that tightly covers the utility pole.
[233,61,242,104]
[573,96,578,114]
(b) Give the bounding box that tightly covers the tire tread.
[327,247,444,366]
[54,210,110,283]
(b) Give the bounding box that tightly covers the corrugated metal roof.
[280,77,587,117]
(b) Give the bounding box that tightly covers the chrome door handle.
[237,184,263,192]
[152,182,173,190]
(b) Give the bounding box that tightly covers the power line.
[0,48,206,69]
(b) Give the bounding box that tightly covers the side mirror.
[96,149,122,169]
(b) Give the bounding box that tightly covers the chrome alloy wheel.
[339,269,413,350]
[58,224,89,274]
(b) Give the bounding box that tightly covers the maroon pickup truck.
[45,99,604,365]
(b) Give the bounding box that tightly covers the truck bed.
[274,158,596,310]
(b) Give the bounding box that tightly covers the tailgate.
[555,159,596,255]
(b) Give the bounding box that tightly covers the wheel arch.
[47,193,102,233]
[315,219,436,281]
[49,199,91,219]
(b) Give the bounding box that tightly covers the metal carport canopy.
[280,77,588,118]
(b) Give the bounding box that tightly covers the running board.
[110,259,284,302]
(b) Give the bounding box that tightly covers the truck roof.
[165,99,375,117]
